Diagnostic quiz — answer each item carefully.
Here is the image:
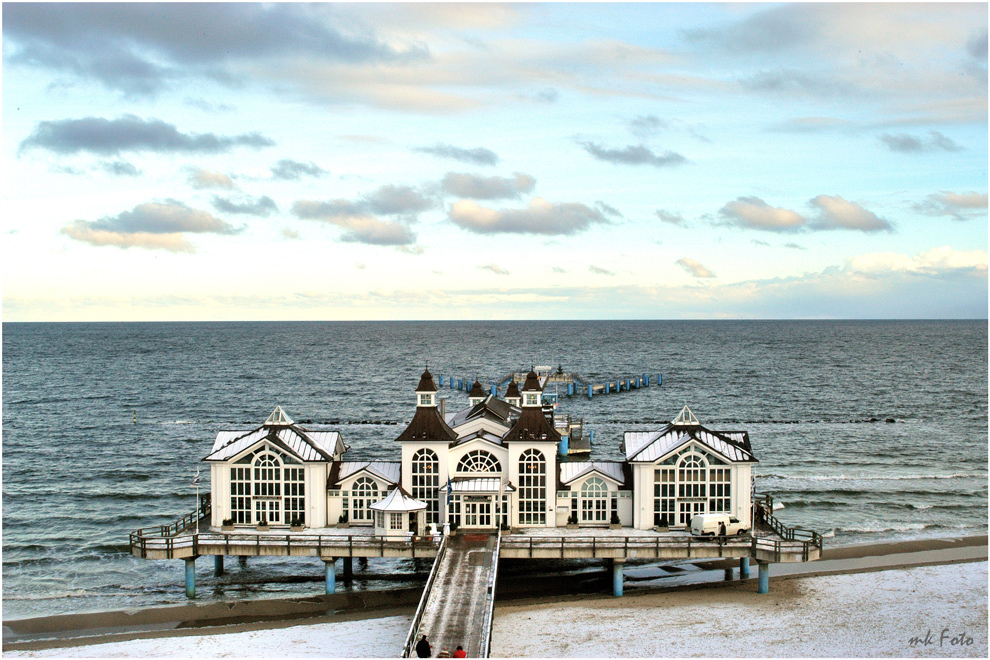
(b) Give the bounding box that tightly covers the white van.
[690,513,748,537]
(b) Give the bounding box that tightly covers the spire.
[416,368,438,393]
[521,369,543,407]
[672,405,700,426]
[468,378,486,406]
[504,380,522,406]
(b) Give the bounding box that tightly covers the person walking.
[416,635,432,658]
[437,648,451,658]
[453,645,467,658]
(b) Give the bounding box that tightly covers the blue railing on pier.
[438,372,663,399]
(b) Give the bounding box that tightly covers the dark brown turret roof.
[503,405,561,443]
[504,380,521,400]
[395,405,458,443]
[416,368,438,393]
[521,369,542,393]
[468,379,486,398]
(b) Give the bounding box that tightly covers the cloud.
[3,3,424,96]
[913,191,989,221]
[100,161,140,177]
[479,263,510,275]
[271,159,326,180]
[290,184,431,246]
[19,115,274,156]
[578,142,687,168]
[719,197,806,232]
[442,172,535,200]
[595,201,623,218]
[281,228,301,240]
[676,258,715,278]
[448,197,608,236]
[629,115,668,139]
[878,131,963,153]
[809,195,892,233]
[414,143,499,165]
[189,168,235,190]
[61,199,236,252]
[589,265,614,276]
[719,195,891,233]
[655,209,684,225]
[784,243,806,250]
[551,266,567,274]
[211,195,278,217]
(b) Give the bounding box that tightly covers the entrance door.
[255,499,281,524]
[463,496,493,528]
[679,500,704,526]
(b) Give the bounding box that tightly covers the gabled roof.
[623,423,756,464]
[204,409,344,462]
[446,395,514,429]
[451,429,507,448]
[559,461,627,486]
[395,405,458,443]
[370,486,426,512]
[502,405,561,443]
[335,461,401,485]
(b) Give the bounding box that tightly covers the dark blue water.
[3,321,987,619]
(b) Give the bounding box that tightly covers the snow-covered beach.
[6,556,986,658]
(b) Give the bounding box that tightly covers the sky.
[2,2,987,321]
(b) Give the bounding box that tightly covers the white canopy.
[369,487,427,513]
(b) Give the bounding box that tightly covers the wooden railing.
[480,533,501,659]
[754,492,823,561]
[401,535,449,658]
[129,495,211,547]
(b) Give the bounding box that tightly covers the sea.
[2,320,987,621]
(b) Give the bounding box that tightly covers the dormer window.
[419,393,435,407]
[525,393,539,406]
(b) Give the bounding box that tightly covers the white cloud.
[809,195,892,233]
[719,197,806,232]
[676,258,715,278]
[448,198,608,235]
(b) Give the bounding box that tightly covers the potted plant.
[448,521,458,535]
[499,521,511,535]
[655,515,669,533]
[221,518,235,532]
[609,511,622,530]
[337,514,349,529]
[256,516,269,532]
[290,516,304,532]
[566,514,579,530]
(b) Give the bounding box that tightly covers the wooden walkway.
[408,533,499,658]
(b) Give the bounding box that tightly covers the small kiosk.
[371,486,428,539]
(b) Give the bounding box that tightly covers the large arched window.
[228,446,306,525]
[351,477,378,522]
[412,448,440,524]
[580,477,609,522]
[677,453,708,525]
[457,450,501,473]
[518,449,546,525]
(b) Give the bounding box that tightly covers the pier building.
[131,367,822,656]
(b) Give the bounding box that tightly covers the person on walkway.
[437,648,451,658]
[453,645,467,658]
[416,635,432,658]
[718,521,727,537]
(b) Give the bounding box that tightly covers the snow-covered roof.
[369,487,426,512]
[205,410,344,462]
[559,461,626,486]
[336,461,401,485]
[449,478,515,493]
[624,425,756,464]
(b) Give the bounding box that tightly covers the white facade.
[204,389,757,535]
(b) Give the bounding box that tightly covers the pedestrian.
[416,634,431,658]
[437,648,451,658]
[718,521,727,537]
[453,645,467,658]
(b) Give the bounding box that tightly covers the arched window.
[412,448,440,524]
[580,477,609,522]
[518,449,546,525]
[228,446,308,526]
[677,453,708,525]
[253,453,281,524]
[351,477,378,522]
[457,450,501,473]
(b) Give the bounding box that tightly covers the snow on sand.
[6,562,986,658]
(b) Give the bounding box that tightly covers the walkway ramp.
[404,533,500,658]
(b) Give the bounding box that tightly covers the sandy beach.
[4,536,987,658]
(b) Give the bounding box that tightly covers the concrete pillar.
[658,374,663,386]
[587,384,593,399]
[644,373,649,386]
[343,556,353,580]
[567,383,573,396]
[740,557,750,579]
[325,559,337,595]
[450,376,455,389]
[605,382,610,394]
[439,375,444,386]
[559,435,569,456]
[611,559,625,597]
[758,562,770,594]
[724,567,733,581]
[589,429,595,444]
[184,557,196,599]
[491,383,497,396]
[214,555,224,577]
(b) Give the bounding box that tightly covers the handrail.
[479,532,502,659]
[754,493,823,552]
[401,534,448,658]
[129,495,211,548]
[131,531,441,560]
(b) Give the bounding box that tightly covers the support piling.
[184,557,196,599]
[325,559,337,595]
[740,557,750,579]
[758,561,770,594]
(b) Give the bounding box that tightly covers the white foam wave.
[758,473,982,482]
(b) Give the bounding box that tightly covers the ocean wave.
[758,472,982,481]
